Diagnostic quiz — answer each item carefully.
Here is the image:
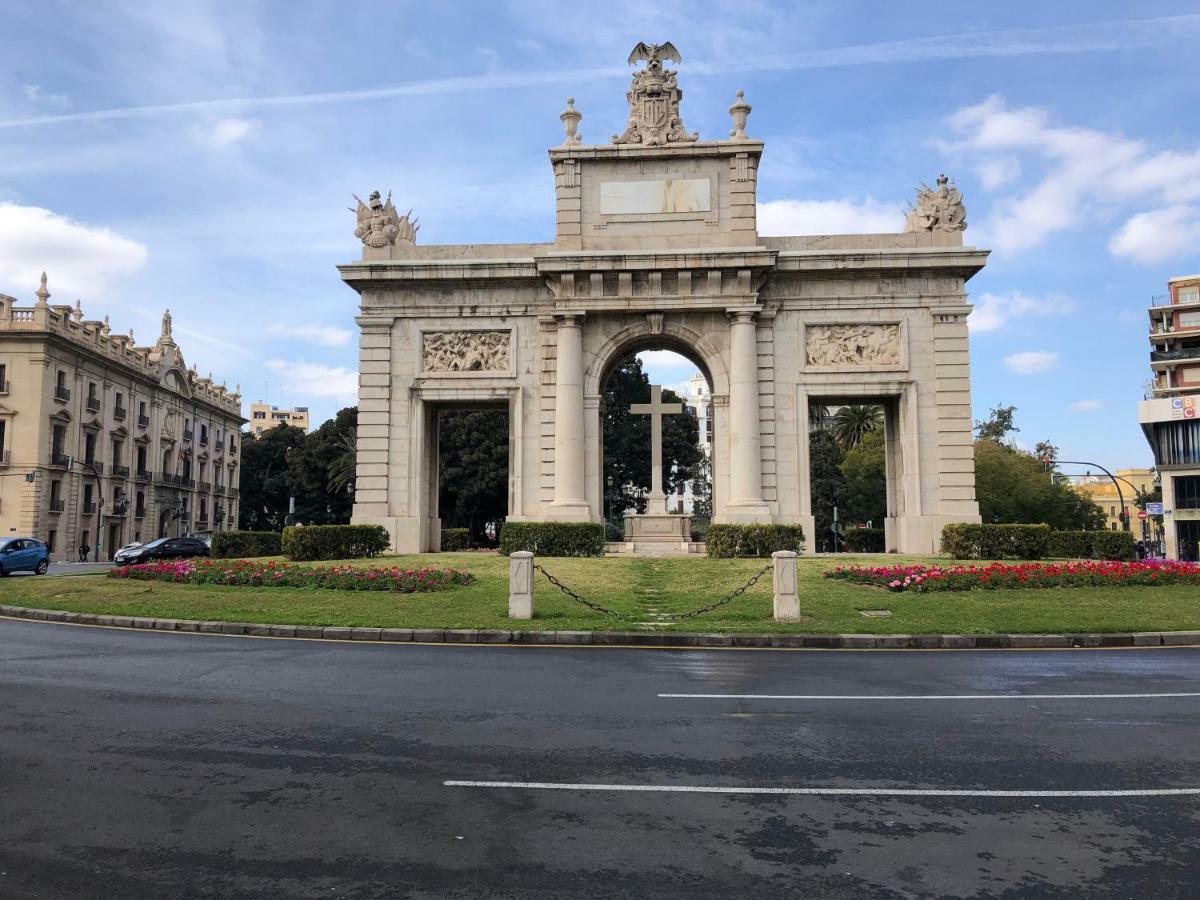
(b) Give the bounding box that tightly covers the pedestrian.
[78,541,89,563]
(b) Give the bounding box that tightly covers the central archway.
[583,320,730,529]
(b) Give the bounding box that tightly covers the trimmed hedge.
[211,530,282,559]
[497,521,606,557]
[706,524,805,558]
[282,524,390,562]
[843,527,885,553]
[440,528,473,552]
[942,523,1137,561]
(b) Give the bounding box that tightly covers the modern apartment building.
[249,401,310,436]
[0,276,244,561]
[1140,274,1200,560]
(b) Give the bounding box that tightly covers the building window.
[51,424,66,463]
[0,420,6,459]
[83,483,94,513]
[1154,421,1200,466]
[135,491,145,518]
[1176,475,1200,511]
[84,432,96,465]
[1179,286,1200,304]
[200,423,208,445]
[136,445,147,473]
[47,530,56,553]
[54,370,70,401]
[49,478,62,510]
[253,410,266,419]
[0,361,7,392]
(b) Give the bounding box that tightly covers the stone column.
[726,310,769,517]
[772,550,799,622]
[550,314,590,519]
[509,551,534,619]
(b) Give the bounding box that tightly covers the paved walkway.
[2,618,1199,897]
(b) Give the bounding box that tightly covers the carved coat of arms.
[904,174,967,233]
[352,190,419,248]
[613,42,698,146]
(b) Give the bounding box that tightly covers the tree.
[1034,440,1059,464]
[831,404,883,451]
[237,424,306,531]
[690,450,712,519]
[975,404,1019,443]
[974,439,1106,530]
[437,408,509,544]
[840,428,887,526]
[601,356,701,518]
[809,429,847,551]
[287,407,357,525]
[327,426,357,493]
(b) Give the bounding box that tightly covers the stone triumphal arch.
[341,43,986,554]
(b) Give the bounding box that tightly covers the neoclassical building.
[342,44,985,554]
[0,276,243,560]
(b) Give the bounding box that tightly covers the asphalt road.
[2,619,1199,898]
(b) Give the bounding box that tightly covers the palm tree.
[808,402,831,430]
[831,405,883,451]
[326,426,357,493]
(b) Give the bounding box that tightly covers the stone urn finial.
[73,299,83,322]
[559,97,582,146]
[729,89,751,141]
[35,272,50,307]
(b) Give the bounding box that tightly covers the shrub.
[282,524,390,561]
[211,530,282,559]
[706,524,805,558]
[1089,530,1137,562]
[1046,530,1093,560]
[940,523,1051,560]
[110,558,472,592]
[842,527,885,553]
[497,521,607,557]
[440,528,473,552]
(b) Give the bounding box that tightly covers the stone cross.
[630,384,683,515]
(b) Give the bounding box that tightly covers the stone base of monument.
[608,512,702,557]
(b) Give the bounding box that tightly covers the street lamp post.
[1049,459,1131,532]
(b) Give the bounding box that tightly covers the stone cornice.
[547,139,764,164]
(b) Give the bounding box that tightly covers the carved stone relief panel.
[422,330,511,373]
[805,324,901,367]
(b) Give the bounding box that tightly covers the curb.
[2,604,1198,650]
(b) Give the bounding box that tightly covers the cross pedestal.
[623,384,692,549]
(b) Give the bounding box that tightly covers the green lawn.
[3,553,1200,635]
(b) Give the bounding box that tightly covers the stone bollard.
[509,551,534,620]
[771,550,799,622]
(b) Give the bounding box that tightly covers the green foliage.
[211,530,282,559]
[706,524,805,558]
[809,429,847,552]
[111,558,472,592]
[602,357,701,518]
[440,528,473,552]
[690,450,713,519]
[975,404,1019,443]
[843,527,885,553]
[974,439,1106,530]
[941,523,1052,560]
[497,521,607,557]
[437,408,509,545]
[238,424,307,531]
[1045,530,1091,559]
[327,426,357,493]
[282,524,390,561]
[840,428,887,527]
[1088,531,1137,562]
[831,404,883,451]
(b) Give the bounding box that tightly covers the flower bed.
[824,560,1200,593]
[109,559,474,593]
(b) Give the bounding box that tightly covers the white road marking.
[444,780,1200,798]
[657,692,1200,701]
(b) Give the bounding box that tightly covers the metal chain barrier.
[651,561,773,621]
[533,561,773,622]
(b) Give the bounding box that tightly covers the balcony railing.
[137,413,150,427]
[54,385,71,402]
[134,507,146,519]
[157,473,195,488]
[83,502,97,515]
[200,433,209,446]
[196,518,209,530]
[229,487,240,498]
[0,449,9,466]
[86,397,101,412]
[50,452,70,468]
[183,428,194,441]
[112,464,130,478]
[215,484,226,495]
[1151,347,1200,363]
[0,379,8,394]
[49,499,65,513]
[198,480,212,492]
[82,459,103,475]
[113,405,127,421]
[135,468,152,482]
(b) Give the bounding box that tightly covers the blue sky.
[2,2,1199,468]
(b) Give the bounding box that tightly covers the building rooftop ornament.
[559,97,582,146]
[72,299,83,323]
[613,41,698,146]
[159,308,176,347]
[35,272,50,307]
[352,190,418,248]
[728,90,751,141]
[904,174,967,233]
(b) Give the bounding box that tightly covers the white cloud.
[0,202,147,297]
[265,359,358,399]
[941,95,1200,258]
[1069,399,1103,412]
[757,198,904,235]
[1109,205,1200,264]
[267,323,353,347]
[22,84,69,107]
[969,290,1075,333]
[1003,351,1059,375]
[210,117,261,147]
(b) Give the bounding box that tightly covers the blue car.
[0,538,51,576]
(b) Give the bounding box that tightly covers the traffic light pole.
[1049,459,1130,532]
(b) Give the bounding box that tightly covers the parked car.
[0,538,51,576]
[113,537,210,566]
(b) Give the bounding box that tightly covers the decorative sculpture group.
[806,324,902,368]
[612,41,698,146]
[352,190,419,249]
[904,174,967,233]
[422,331,510,373]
